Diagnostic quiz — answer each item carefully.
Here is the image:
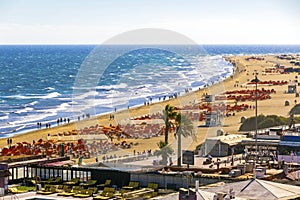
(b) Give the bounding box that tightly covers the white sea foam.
[6,92,61,100]
[72,90,99,101]
[95,83,128,90]
[14,106,34,114]
[11,112,57,126]
[27,101,38,106]
[0,114,8,120]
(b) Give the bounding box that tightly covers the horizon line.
[0,43,300,46]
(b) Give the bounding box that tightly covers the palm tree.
[175,113,194,167]
[155,141,174,165]
[162,104,177,144]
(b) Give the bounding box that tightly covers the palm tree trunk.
[177,129,181,167]
[164,119,169,144]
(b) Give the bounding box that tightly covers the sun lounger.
[147,182,158,190]
[48,176,62,184]
[122,188,154,199]
[41,177,54,185]
[63,177,79,185]
[97,179,111,189]
[74,187,98,198]
[57,185,80,196]
[79,179,97,187]
[93,187,115,200]
[55,185,69,193]
[36,185,57,195]
[8,187,28,194]
[122,181,139,190]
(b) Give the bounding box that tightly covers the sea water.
[0,45,300,137]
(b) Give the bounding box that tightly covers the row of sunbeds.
[35,181,159,199]
[37,185,97,198]
[28,176,102,187]
[94,182,158,200]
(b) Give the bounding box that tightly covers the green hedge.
[239,114,300,131]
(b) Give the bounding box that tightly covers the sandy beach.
[1,54,300,163]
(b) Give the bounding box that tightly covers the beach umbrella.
[44,142,51,148]
[78,139,83,144]
[25,149,32,155]
[20,147,27,154]
[14,150,21,155]
[34,149,41,155]
[46,149,53,156]
[1,148,9,155]
[22,141,29,144]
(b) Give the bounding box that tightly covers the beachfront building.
[203,135,248,157]
[205,111,221,127]
[277,133,300,163]
[242,128,300,164]
[242,129,281,163]
[243,141,279,165]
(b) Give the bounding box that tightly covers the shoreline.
[0,54,244,146]
[0,53,240,156]
[0,55,235,139]
[1,53,300,162]
[0,55,233,138]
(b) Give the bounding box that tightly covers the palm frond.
[175,113,195,138]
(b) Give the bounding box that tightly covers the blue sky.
[0,0,299,44]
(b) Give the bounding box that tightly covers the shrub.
[239,114,288,131]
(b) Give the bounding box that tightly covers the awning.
[279,140,300,147]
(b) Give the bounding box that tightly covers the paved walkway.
[152,192,179,200]
[2,191,93,200]
[102,154,244,171]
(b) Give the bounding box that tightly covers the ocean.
[1,45,300,137]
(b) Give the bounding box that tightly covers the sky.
[0,0,299,44]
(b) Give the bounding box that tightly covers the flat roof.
[206,134,250,146]
[242,139,280,146]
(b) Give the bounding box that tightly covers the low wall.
[130,173,234,189]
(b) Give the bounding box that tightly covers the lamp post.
[251,74,260,162]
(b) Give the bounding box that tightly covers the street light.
[251,74,260,162]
